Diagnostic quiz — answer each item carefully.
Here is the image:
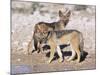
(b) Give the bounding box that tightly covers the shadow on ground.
[42,44,88,62]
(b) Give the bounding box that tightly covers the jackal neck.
[59,20,68,27]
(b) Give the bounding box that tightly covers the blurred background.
[11,1,95,54]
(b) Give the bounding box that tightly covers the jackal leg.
[75,48,81,62]
[27,38,33,55]
[56,46,63,62]
[68,40,81,62]
[72,42,81,62]
[34,40,41,53]
[38,42,44,53]
[47,46,55,64]
[67,46,76,61]
[67,39,77,61]
[37,42,41,53]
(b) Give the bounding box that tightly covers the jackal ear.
[66,10,71,17]
[59,10,63,17]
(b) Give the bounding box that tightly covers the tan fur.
[27,9,71,54]
[41,30,83,63]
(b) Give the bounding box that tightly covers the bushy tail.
[79,33,84,57]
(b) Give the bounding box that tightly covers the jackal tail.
[79,33,84,57]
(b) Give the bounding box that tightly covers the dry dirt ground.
[11,49,96,74]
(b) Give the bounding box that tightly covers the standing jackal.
[37,30,84,63]
[28,9,71,54]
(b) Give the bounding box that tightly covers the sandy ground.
[11,49,96,74]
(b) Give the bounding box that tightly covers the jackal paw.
[37,50,40,53]
[67,58,72,62]
[58,58,63,63]
[27,52,32,55]
[76,59,80,63]
[46,60,52,64]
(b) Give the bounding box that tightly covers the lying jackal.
[28,9,71,54]
[36,30,84,63]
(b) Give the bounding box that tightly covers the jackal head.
[34,24,49,42]
[59,9,71,25]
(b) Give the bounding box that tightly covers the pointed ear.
[59,10,63,17]
[66,10,71,17]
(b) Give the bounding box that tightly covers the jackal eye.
[42,32,46,35]
[42,38,45,42]
[43,32,46,34]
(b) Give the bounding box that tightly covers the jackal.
[36,30,84,63]
[28,9,71,54]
